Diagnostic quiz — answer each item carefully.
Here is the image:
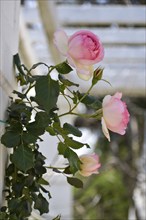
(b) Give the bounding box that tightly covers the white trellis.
[0,0,20,205]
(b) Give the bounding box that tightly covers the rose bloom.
[101,92,130,142]
[79,153,101,177]
[54,30,104,80]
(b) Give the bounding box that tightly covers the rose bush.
[101,92,130,141]
[79,154,101,177]
[54,30,104,80]
[0,28,130,220]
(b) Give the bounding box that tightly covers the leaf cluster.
[1,54,104,219]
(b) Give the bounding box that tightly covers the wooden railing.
[21,3,146,97]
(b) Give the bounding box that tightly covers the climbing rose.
[54,30,104,80]
[79,154,101,177]
[101,92,130,142]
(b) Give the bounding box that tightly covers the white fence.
[0,0,20,205]
[22,3,146,97]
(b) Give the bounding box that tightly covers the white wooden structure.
[0,0,20,205]
[22,3,145,97]
[57,5,146,97]
[0,1,73,219]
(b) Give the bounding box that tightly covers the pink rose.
[79,153,101,177]
[54,30,104,80]
[101,92,130,142]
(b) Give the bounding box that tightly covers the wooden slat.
[21,3,146,97]
[65,28,146,46]
[104,47,145,63]
[22,6,146,26]
[57,5,146,26]
[67,68,146,97]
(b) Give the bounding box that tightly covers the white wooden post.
[37,0,61,64]
[0,0,20,204]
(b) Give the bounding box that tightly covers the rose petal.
[101,117,110,142]
[113,92,122,99]
[76,64,94,80]
[54,30,68,56]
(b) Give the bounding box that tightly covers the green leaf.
[26,112,50,136]
[64,148,81,174]
[59,75,79,87]
[11,145,34,172]
[0,210,8,220]
[46,126,56,136]
[65,137,85,149]
[58,142,67,155]
[53,121,64,135]
[19,200,32,218]
[35,74,59,113]
[77,92,102,110]
[58,143,82,173]
[8,198,20,213]
[22,132,38,144]
[67,177,83,188]
[34,193,49,215]
[63,123,82,137]
[64,166,72,174]
[12,182,24,197]
[34,161,46,175]
[39,186,51,199]
[1,131,20,148]
[13,90,26,99]
[37,177,49,185]
[55,62,73,74]
[9,102,32,123]
[6,164,15,176]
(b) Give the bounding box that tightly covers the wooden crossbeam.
[57,5,146,26]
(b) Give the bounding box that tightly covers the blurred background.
[19,0,145,219]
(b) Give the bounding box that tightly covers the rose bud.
[79,153,101,177]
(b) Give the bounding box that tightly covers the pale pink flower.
[54,30,104,80]
[79,153,101,177]
[102,92,130,142]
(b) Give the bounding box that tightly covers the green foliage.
[1,54,103,219]
[74,168,130,220]
[63,123,82,137]
[33,193,49,215]
[11,145,34,172]
[1,131,21,148]
[55,61,73,74]
[76,92,102,110]
[67,177,83,188]
[64,148,81,174]
[35,74,59,113]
